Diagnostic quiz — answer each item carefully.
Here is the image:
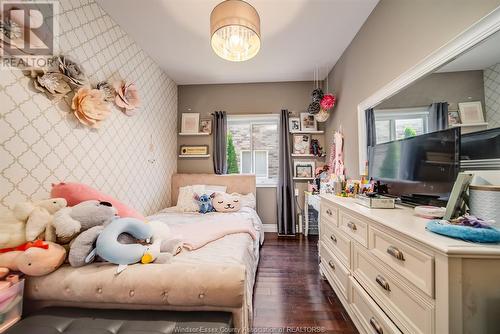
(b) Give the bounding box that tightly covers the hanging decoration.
[315,68,337,123]
[23,54,141,128]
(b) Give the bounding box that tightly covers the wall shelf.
[293,177,314,181]
[449,122,488,127]
[178,154,210,158]
[291,154,326,158]
[289,130,324,134]
[178,132,210,136]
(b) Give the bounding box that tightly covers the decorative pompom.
[308,101,321,114]
[320,94,336,111]
[311,88,324,102]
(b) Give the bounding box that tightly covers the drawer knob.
[328,261,335,270]
[387,245,405,261]
[330,234,337,243]
[326,209,333,216]
[347,221,357,231]
[369,317,384,334]
[375,274,391,292]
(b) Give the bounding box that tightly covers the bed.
[25,174,262,331]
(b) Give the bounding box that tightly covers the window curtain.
[365,108,376,148]
[212,111,227,175]
[428,102,448,132]
[277,109,296,236]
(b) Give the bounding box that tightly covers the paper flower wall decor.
[320,93,336,111]
[57,56,89,88]
[114,80,140,116]
[96,81,115,102]
[24,69,71,101]
[71,87,111,129]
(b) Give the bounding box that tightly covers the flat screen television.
[461,127,500,160]
[368,128,460,206]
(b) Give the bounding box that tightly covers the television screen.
[461,127,500,160]
[368,128,460,203]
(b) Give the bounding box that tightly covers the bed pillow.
[232,192,256,209]
[213,193,241,212]
[194,184,227,194]
[177,185,206,212]
[51,182,144,220]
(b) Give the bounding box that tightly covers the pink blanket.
[170,219,257,250]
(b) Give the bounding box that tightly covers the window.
[227,115,279,185]
[374,107,429,144]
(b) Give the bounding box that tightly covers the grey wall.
[325,0,500,178]
[177,82,323,227]
[377,71,485,111]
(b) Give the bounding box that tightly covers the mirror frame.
[357,6,500,175]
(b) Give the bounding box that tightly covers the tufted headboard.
[171,173,256,206]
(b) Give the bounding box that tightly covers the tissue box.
[0,279,24,332]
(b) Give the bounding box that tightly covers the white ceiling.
[438,30,500,72]
[96,0,378,85]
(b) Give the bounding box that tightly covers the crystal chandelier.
[210,0,261,62]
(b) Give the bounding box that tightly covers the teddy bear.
[212,193,241,212]
[0,240,66,276]
[52,200,118,244]
[0,198,67,249]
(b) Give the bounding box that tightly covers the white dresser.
[319,194,500,334]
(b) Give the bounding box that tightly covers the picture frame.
[200,119,212,134]
[289,117,301,132]
[458,102,484,124]
[447,110,461,126]
[300,112,317,131]
[293,134,310,154]
[180,145,208,155]
[181,113,200,133]
[294,161,315,178]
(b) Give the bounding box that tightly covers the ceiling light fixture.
[210,0,261,62]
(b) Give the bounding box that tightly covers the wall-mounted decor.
[289,117,300,131]
[458,101,484,124]
[71,87,111,129]
[181,113,200,133]
[114,80,141,116]
[448,110,461,126]
[300,112,317,131]
[293,134,310,154]
[200,119,212,134]
[294,161,315,178]
[180,145,209,155]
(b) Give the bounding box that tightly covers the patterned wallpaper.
[484,63,500,129]
[0,0,177,214]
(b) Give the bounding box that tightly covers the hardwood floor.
[253,233,358,333]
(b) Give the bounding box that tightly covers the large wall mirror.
[358,8,500,176]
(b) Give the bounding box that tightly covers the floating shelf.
[293,177,314,181]
[178,154,210,158]
[291,154,326,158]
[450,122,488,128]
[290,130,324,134]
[178,132,210,136]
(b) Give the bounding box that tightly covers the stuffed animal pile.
[194,192,241,214]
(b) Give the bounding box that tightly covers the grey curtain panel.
[428,102,448,132]
[212,111,227,175]
[365,108,376,148]
[277,109,296,236]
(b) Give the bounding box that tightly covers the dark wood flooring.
[253,233,358,333]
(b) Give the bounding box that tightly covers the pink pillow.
[51,182,145,220]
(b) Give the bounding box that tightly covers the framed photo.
[289,117,301,132]
[448,111,461,126]
[293,134,310,154]
[180,145,208,155]
[458,102,484,124]
[300,112,317,131]
[294,161,315,178]
[181,113,200,133]
[200,119,212,134]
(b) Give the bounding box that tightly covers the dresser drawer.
[353,244,434,334]
[339,211,368,247]
[321,223,351,269]
[321,200,338,226]
[320,244,350,301]
[369,227,434,297]
[349,277,402,334]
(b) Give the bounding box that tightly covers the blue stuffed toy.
[194,193,215,214]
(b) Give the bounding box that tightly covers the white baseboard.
[262,224,277,233]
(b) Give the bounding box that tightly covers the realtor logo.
[0,0,57,68]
